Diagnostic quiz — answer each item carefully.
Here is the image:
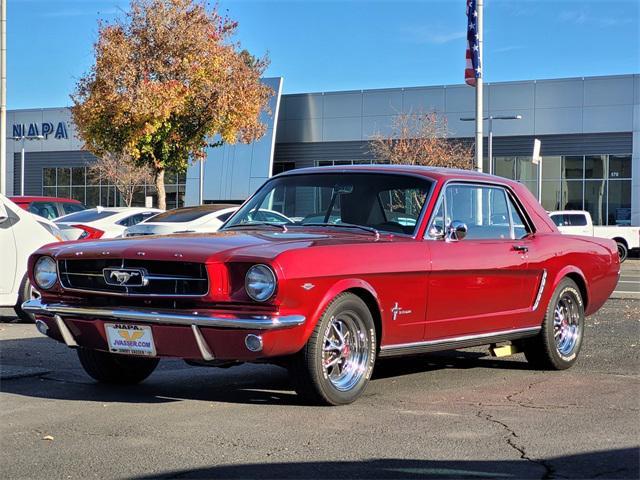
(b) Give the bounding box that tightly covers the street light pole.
[460,115,522,174]
[11,134,44,195]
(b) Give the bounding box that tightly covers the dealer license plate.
[105,323,156,357]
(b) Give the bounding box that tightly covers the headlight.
[245,264,276,302]
[34,256,57,290]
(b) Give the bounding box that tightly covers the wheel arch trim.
[549,266,589,312]
[306,278,382,343]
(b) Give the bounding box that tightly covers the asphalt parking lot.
[1,296,638,479]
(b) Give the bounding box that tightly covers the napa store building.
[4,74,639,226]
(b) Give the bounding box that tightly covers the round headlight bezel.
[34,256,58,290]
[245,264,277,302]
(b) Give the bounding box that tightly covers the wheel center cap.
[341,344,351,358]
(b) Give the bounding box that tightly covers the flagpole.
[475,0,483,172]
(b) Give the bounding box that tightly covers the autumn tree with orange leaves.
[72,0,272,209]
[369,111,473,170]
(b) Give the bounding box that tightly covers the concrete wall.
[276,74,639,225]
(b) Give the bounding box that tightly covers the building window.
[42,166,186,209]
[493,154,632,226]
[314,160,375,167]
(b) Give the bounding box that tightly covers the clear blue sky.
[6,0,639,109]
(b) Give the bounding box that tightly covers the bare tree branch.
[88,152,154,207]
[369,111,474,170]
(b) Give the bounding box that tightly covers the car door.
[0,200,18,297]
[425,183,534,339]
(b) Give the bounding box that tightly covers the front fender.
[293,278,381,350]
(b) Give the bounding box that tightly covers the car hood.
[41,228,403,264]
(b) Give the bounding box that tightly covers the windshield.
[223,172,433,236]
[55,209,117,223]
[148,207,217,223]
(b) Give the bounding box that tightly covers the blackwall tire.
[289,293,377,406]
[616,242,628,263]
[521,278,585,370]
[77,348,159,384]
[14,275,39,323]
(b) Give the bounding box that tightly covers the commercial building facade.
[5,74,639,225]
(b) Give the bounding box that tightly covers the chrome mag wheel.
[554,292,582,357]
[322,313,370,392]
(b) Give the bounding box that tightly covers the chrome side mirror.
[446,221,467,241]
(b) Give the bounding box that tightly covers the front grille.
[58,259,209,296]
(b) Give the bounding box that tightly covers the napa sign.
[12,122,68,139]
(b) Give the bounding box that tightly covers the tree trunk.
[155,168,166,210]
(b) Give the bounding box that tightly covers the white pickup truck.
[548,210,639,262]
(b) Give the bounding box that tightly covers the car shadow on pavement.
[3,336,535,407]
[133,448,639,479]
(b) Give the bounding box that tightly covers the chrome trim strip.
[22,299,305,330]
[532,269,547,311]
[379,326,541,358]
[191,325,215,360]
[54,314,78,347]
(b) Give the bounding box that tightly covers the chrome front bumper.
[22,298,306,330]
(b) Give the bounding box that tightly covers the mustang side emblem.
[391,302,412,321]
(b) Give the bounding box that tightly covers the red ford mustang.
[24,166,619,405]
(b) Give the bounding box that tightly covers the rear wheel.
[521,278,584,370]
[616,241,628,263]
[289,293,376,405]
[77,348,159,384]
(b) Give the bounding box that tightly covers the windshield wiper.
[301,222,380,239]
[224,222,288,232]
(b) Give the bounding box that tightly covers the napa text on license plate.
[105,323,156,356]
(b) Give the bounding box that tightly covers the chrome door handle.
[513,245,529,253]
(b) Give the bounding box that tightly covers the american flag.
[465,0,481,87]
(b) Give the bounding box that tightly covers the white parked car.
[0,194,64,321]
[55,207,162,240]
[123,204,240,237]
[548,210,640,262]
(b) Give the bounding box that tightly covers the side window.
[550,214,564,227]
[567,214,587,226]
[28,202,58,220]
[507,195,530,239]
[118,213,150,227]
[427,198,446,238]
[62,202,85,215]
[436,184,530,240]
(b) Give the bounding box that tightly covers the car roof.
[8,196,82,204]
[276,164,520,186]
[549,210,586,215]
[175,204,240,213]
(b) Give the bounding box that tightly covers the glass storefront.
[42,166,186,209]
[489,154,632,226]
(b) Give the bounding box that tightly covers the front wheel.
[520,278,585,370]
[77,348,159,384]
[616,241,628,263]
[289,293,377,405]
